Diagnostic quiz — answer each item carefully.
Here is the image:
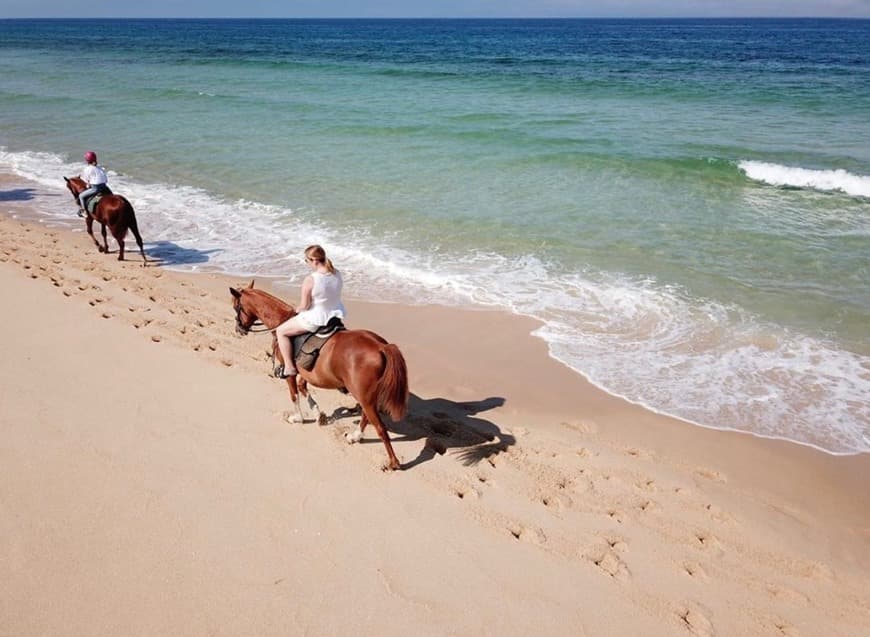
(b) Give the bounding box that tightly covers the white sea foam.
[3,148,869,454]
[739,160,870,198]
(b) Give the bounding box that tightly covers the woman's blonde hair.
[305,244,335,274]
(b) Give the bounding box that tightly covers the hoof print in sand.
[507,524,546,545]
[587,547,630,581]
[678,605,715,637]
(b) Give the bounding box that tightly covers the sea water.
[1,18,868,453]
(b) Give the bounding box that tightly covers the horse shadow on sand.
[144,240,222,267]
[0,188,38,202]
[326,394,516,470]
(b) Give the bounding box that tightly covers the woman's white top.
[82,164,108,185]
[296,270,345,328]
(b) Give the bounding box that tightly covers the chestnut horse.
[230,281,409,470]
[64,176,146,265]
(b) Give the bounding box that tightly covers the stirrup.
[275,364,297,379]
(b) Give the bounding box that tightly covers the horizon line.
[3,16,870,20]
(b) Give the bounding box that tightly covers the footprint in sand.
[606,509,625,524]
[766,584,809,606]
[560,420,599,435]
[677,604,715,637]
[586,546,630,581]
[704,503,732,524]
[681,561,709,581]
[625,447,654,459]
[605,535,628,553]
[694,467,726,483]
[451,483,481,501]
[540,492,573,510]
[693,530,724,554]
[772,618,801,636]
[636,478,657,492]
[636,499,653,513]
[506,523,546,546]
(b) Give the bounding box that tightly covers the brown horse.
[64,176,146,265]
[230,281,409,470]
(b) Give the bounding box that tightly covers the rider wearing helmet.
[77,150,109,217]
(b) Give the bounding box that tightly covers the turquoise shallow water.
[1,18,868,452]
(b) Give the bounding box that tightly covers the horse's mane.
[246,286,296,318]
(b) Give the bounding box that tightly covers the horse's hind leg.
[115,233,125,261]
[354,404,401,471]
[100,223,109,254]
[345,408,369,444]
[86,217,102,252]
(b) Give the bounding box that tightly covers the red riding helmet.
[83,150,98,163]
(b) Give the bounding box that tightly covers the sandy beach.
[1,171,869,637]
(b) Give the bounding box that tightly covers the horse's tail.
[121,196,147,263]
[377,343,409,422]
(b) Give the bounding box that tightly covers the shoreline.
[3,168,869,521]
[2,170,870,635]
[4,169,864,459]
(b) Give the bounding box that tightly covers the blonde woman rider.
[275,244,346,378]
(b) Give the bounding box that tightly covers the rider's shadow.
[329,394,516,470]
[0,188,38,202]
[145,241,222,266]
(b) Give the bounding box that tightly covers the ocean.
[1,18,868,453]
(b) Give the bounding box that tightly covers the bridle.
[233,298,273,334]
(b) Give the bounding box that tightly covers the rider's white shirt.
[81,164,108,185]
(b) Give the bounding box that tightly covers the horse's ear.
[63,176,69,183]
[230,287,241,299]
[248,280,255,289]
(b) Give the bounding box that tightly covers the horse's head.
[230,280,259,336]
[230,280,296,335]
[63,176,86,200]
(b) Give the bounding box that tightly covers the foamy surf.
[739,160,870,198]
[3,148,869,455]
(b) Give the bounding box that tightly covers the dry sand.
[1,172,869,636]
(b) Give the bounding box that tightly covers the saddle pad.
[86,194,103,215]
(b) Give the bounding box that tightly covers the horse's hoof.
[345,429,362,444]
[317,413,327,427]
[283,410,303,424]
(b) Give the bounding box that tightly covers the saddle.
[291,316,346,371]
[84,184,113,215]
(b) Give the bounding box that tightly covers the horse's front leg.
[284,375,307,424]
